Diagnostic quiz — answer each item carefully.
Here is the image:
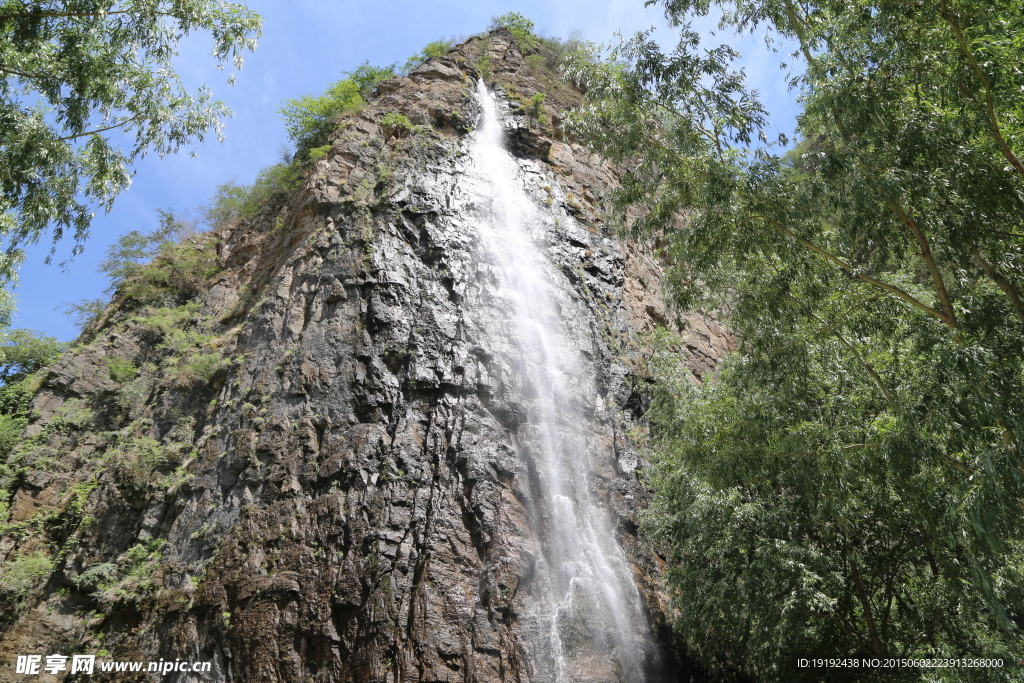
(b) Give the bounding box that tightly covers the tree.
[489,12,539,52]
[278,61,396,156]
[0,289,66,469]
[0,0,262,280]
[0,289,65,383]
[64,208,207,330]
[565,0,1024,678]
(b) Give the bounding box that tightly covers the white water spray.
[465,80,657,682]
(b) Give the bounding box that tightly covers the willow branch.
[838,293,887,321]
[57,116,140,141]
[939,0,1024,180]
[887,201,959,331]
[972,248,1024,324]
[799,301,900,413]
[768,219,949,324]
[0,64,44,79]
[828,612,874,657]
[0,10,165,20]
[789,294,974,474]
[850,556,886,658]
[781,0,819,70]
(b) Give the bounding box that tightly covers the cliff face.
[0,31,731,682]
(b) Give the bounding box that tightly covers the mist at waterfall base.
[459,80,660,682]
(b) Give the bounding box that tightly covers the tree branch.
[0,64,45,79]
[972,247,1024,324]
[768,219,950,325]
[57,116,141,141]
[781,0,819,70]
[798,299,900,413]
[0,10,165,20]
[887,200,959,332]
[939,0,1024,181]
[849,555,886,658]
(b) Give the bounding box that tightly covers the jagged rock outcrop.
[0,30,731,682]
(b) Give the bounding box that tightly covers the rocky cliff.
[0,30,731,682]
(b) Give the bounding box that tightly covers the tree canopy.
[566,0,1024,678]
[0,0,262,280]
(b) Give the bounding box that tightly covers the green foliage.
[117,237,221,306]
[178,351,226,385]
[132,301,226,387]
[0,413,24,464]
[490,12,538,52]
[114,364,154,417]
[527,92,547,123]
[524,54,547,74]
[403,39,455,73]
[305,144,333,164]
[63,209,215,327]
[105,358,137,384]
[47,398,94,431]
[0,286,65,381]
[648,334,1019,679]
[98,212,171,286]
[74,562,118,590]
[96,209,193,291]
[0,328,66,384]
[107,435,180,489]
[380,112,413,137]
[569,0,1024,677]
[0,294,68,467]
[135,301,201,337]
[279,61,395,154]
[209,53,419,231]
[0,552,52,599]
[77,539,166,604]
[62,298,107,332]
[279,79,362,153]
[474,54,493,81]
[0,0,262,280]
[0,368,47,485]
[203,181,250,229]
[204,161,304,229]
[535,32,585,70]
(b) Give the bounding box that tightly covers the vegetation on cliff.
[567,0,1024,679]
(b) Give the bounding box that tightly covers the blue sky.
[13,0,800,340]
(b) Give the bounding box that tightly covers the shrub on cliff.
[490,12,539,52]
[0,553,52,600]
[64,209,220,331]
[204,160,304,229]
[116,243,214,304]
[403,39,456,73]
[0,292,67,463]
[279,62,397,155]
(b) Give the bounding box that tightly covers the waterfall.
[464,80,658,682]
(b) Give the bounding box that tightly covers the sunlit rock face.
[0,29,730,682]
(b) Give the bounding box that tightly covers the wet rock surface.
[0,31,731,682]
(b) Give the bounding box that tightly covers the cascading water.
[462,80,659,682]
